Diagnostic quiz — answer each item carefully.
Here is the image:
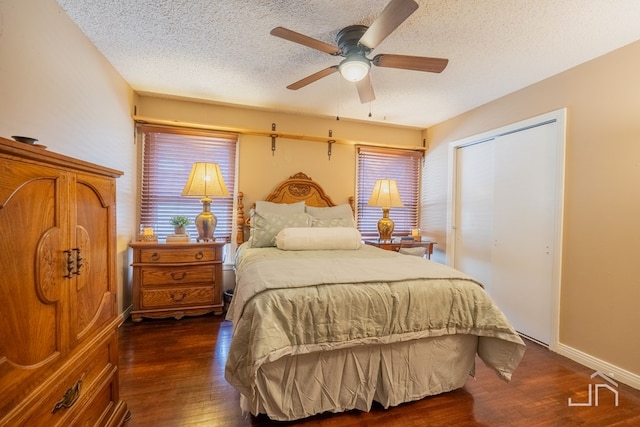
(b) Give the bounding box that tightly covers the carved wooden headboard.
[236,172,355,245]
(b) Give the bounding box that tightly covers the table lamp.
[181,162,229,242]
[367,178,404,242]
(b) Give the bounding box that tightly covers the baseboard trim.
[121,304,132,321]
[555,343,640,390]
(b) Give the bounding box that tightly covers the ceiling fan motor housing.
[336,25,371,57]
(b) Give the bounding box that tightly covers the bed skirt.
[240,334,478,421]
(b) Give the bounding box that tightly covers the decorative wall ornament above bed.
[236,172,355,244]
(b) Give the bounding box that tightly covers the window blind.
[356,146,422,239]
[139,125,237,241]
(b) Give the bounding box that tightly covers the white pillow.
[275,227,362,250]
[256,200,305,214]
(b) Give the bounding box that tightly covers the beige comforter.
[225,244,525,406]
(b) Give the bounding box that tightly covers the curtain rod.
[133,116,426,152]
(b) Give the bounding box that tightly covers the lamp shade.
[367,179,404,208]
[181,162,229,198]
[339,56,370,82]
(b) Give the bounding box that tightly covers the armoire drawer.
[141,286,215,309]
[14,333,117,426]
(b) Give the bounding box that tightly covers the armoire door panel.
[0,166,68,417]
[71,176,116,344]
[0,176,69,364]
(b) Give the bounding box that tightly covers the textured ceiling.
[56,0,640,128]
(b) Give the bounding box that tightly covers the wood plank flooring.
[118,314,640,426]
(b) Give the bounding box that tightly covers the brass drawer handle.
[170,271,186,280]
[52,379,82,414]
[151,252,160,261]
[170,292,187,302]
[194,251,204,260]
[64,249,75,279]
[63,248,83,278]
[74,248,83,276]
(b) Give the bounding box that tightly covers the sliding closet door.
[491,124,557,345]
[453,140,495,292]
[453,118,561,346]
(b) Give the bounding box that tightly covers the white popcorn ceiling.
[56,0,640,128]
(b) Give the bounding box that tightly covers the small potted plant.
[170,215,190,235]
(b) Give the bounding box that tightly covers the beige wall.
[135,96,425,213]
[424,40,640,377]
[0,0,137,313]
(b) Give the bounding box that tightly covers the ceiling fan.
[270,0,449,104]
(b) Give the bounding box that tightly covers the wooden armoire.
[0,137,128,426]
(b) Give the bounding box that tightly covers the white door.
[490,125,557,345]
[452,117,562,346]
[454,139,495,293]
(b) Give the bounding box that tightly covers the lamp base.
[195,199,217,242]
[377,208,394,242]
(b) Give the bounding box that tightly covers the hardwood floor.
[119,314,640,426]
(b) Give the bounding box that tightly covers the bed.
[225,172,526,421]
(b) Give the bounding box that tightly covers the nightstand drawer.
[139,247,216,263]
[140,265,215,286]
[141,286,214,308]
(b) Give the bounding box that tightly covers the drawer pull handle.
[170,272,186,280]
[195,251,204,260]
[52,379,82,414]
[151,252,160,261]
[171,292,187,301]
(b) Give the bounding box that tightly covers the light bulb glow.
[339,56,370,82]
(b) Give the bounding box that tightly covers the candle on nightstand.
[143,227,154,236]
[411,229,419,237]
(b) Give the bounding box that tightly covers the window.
[139,125,237,241]
[356,146,422,239]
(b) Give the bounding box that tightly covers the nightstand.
[129,241,225,322]
[364,239,436,259]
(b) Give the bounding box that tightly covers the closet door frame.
[446,108,566,350]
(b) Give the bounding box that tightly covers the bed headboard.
[236,172,355,245]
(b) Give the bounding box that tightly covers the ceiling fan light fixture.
[339,56,370,82]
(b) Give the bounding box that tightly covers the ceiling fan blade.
[372,54,449,73]
[356,74,376,104]
[359,0,418,50]
[286,66,339,90]
[271,27,341,55]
